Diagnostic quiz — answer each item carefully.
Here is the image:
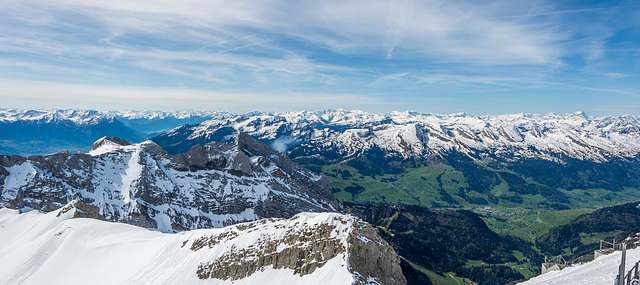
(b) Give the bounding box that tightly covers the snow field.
[0,207,357,285]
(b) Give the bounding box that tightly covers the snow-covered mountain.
[152,109,640,162]
[0,203,405,285]
[0,133,340,232]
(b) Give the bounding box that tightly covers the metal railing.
[602,239,617,250]
[615,243,640,285]
[544,255,567,267]
[622,259,640,285]
[570,255,585,265]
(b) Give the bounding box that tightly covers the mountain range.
[1,133,339,232]
[150,109,640,210]
[5,109,640,210]
[152,109,640,161]
[8,108,640,162]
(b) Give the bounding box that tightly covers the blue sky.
[0,0,639,115]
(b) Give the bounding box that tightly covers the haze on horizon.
[1,0,639,116]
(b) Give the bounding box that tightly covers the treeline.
[446,153,570,204]
[504,156,640,191]
[456,265,525,285]
[537,201,640,256]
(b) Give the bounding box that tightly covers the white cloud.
[369,72,411,86]
[580,87,639,96]
[604,73,631,78]
[417,74,541,88]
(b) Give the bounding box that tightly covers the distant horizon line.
[0,107,622,118]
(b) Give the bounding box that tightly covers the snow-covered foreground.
[519,247,640,285]
[0,204,396,285]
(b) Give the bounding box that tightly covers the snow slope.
[519,248,640,285]
[0,204,404,285]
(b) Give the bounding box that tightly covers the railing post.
[619,243,627,285]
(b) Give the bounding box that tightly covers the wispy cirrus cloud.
[1,0,566,73]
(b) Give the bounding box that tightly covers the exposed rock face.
[56,200,105,220]
[0,135,341,232]
[189,212,407,285]
[349,220,406,285]
[194,222,345,280]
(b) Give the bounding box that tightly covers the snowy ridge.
[0,135,340,232]
[0,205,405,285]
[519,247,640,285]
[157,109,640,161]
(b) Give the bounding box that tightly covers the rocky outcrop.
[349,220,406,285]
[194,222,345,280]
[0,133,342,232]
[56,200,105,220]
[189,212,406,285]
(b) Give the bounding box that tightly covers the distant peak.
[236,132,279,157]
[568,111,589,120]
